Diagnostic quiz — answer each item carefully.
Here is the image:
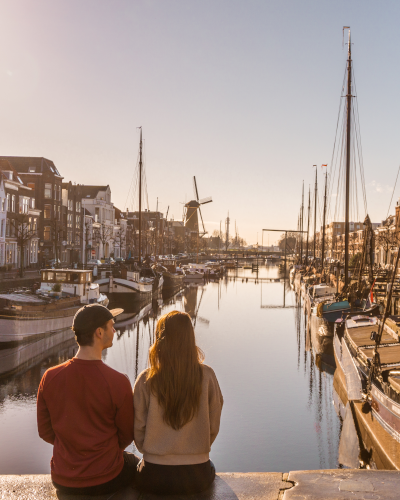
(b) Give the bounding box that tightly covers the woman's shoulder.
[201,363,218,380]
[133,368,150,389]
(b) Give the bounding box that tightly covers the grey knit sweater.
[133,364,223,465]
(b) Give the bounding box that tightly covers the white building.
[81,185,115,259]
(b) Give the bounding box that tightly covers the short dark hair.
[74,321,109,347]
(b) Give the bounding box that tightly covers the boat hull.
[334,333,400,469]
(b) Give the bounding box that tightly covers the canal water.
[0,264,341,474]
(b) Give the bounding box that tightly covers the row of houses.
[0,156,191,272]
[314,207,400,266]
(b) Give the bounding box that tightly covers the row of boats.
[0,259,227,346]
[292,262,400,469]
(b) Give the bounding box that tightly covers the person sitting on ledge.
[37,304,138,496]
[133,310,224,495]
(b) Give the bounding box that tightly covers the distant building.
[0,156,63,265]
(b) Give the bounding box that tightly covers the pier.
[4,470,400,499]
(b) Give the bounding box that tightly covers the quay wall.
[3,470,400,499]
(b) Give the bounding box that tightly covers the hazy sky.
[0,0,399,244]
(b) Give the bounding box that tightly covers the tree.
[11,214,37,277]
[375,226,399,265]
[278,232,298,254]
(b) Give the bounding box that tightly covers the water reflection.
[0,265,342,474]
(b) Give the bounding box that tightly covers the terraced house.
[0,160,40,272]
[0,156,63,266]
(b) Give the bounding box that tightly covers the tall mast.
[321,170,327,269]
[138,127,142,262]
[300,182,304,262]
[344,27,352,288]
[155,197,158,259]
[313,167,317,259]
[306,187,311,265]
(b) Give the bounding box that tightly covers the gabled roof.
[0,156,62,177]
[81,185,109,199]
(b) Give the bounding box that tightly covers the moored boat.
[0,269,108,346]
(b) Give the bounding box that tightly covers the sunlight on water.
[0,264,341,473]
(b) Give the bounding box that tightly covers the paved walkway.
[2,470,400,500]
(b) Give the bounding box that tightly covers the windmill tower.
[183,176,212,237]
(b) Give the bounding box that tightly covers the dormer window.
[28,166,36,172]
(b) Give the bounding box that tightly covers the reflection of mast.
[138,127,143,262]
[225,212,230,250]
[135,322,139,379]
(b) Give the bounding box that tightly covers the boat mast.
[313,167,317,260]
[306,187,311,265]
[344,27,352,288]
[138,127,143,263]
[300,182,304,263]
[321,170,327,270]
[155,197,158,260]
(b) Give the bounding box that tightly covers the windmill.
[183,176,212,237]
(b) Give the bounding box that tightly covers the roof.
[83,208,93,217]
[80,185,109,199]
[0,156,62,177]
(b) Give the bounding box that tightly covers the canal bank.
[3,470,400,499]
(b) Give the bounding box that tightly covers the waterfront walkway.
[3,470,400,499]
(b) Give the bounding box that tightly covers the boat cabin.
[40,269,101,304]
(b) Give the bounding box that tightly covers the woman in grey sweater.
[133,310,223,495]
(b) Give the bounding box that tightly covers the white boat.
[96,267,163,298]
[0,269,108,346]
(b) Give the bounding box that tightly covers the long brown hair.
[147,310,204,430]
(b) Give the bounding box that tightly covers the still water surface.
[0,264,341,474]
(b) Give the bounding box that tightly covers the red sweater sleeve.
[115,386,134,450]
[37,373,55,445]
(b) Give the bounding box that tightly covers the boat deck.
[346,325,396,349]
[360,345,400,366]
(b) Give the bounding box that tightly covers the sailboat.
[96,128,163,299]
[333,27,400,470]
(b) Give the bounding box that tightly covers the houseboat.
[0,269,108,346]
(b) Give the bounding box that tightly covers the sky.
[0,0,399,244]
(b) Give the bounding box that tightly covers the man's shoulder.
[100,362,132,389]
[40,360,71,388]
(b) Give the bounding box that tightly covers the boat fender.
[362,400,371,414]
[317,301,326,318]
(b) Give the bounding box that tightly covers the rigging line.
[386,164,400,219]
[351,133,359,223]
[124,148,141,213]
[330,99,347,222]
[352,68,368,213]
[353,97,368,214]
[328,65,348,199]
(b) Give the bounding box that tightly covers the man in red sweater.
[37,304,137,496]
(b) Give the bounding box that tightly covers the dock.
[4,470,400,499]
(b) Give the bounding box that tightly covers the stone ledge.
[3,470,400,500]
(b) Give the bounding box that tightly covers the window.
[30,198,35,209]
[76,215,81,229]
[20,197,29,214]
[59,186,61,201]
[44,226,51,241]
[1,198,4,211]
[67,213,72,228]
[44,205,51,219]
[68,199,73,211]
[10,220,15,237]
[0,219,4,238]
[54,205,57,219]
[44,183,52,198]
[11,195,15,212]
[33,218,37,231]
[6,194,10,211]
[67,230,72,244]
[28,166,36,172]
[54,185,57,200]
[5,219,9,237]
[57,205,60,220]
[76,201,81,212]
